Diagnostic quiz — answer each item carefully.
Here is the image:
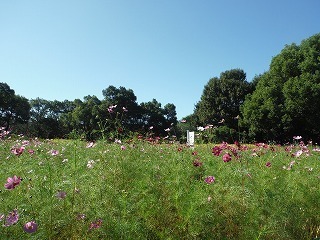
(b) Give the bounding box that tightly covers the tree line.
[1,33,320,143]
[0,85,177,140]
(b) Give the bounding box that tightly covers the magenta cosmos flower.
[204,176,215,184]
[23,221,38,233]
[265,162,272,167]
[4,209,19,226]
[11,146,25,156]
[222,153,232,162]
[4,175,21,190]
[89,219,102,230]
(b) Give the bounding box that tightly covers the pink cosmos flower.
[121,145,126,150]
[4,209,19,226]
[292,150,303,157]
[4,175,21,190]
[193,159,203,167]
[204,176,215,184]
[265,162,272,167]
[11,146,25,156]
[50,149,59,156]
[89,219,102,230]
[23,221,38,233]
[28,149,35,154]
[222,153,232,162]
[212,146,222,156]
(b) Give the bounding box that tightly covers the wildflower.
[177,147,183,152]
[164,128,170,132]
[212,146,222,156]
[197,126,205,131]
[87,160,95,168]
[76,213,86,220]
[28,149,35,154]
[207,196,212,201]
[11,146,25,156]
[89,219,102,230]
[4,209,19,226]
[204,176,215,184]
[292,150,303,157]
[114,139,122,144]
[86,142,96,148]
[265,162,272,167]
[192,151,198,155]
[50,149,59,156]
[293,136,302,140]
[222,153,232,162]
[62,158,68,163]
[4,175,21,190]
[149,126,154,130]
[193,159,203,167]
[23,221,38,233]
[122,107,128,112]
[56,191,67,199]
[121,145,126,150]
[180,119,187,123]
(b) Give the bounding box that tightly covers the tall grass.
[0,136,319,239]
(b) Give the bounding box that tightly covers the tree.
[194,69,254,130]
[0,83,30,130]
[241,33,320,142]
[102,86,143,134]
[29,98,75,138]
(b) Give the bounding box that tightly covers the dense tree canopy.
[194,69,254,129]
[241,33,320,142]
[0,82,30,130]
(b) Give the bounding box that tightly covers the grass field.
[0,136,319,239]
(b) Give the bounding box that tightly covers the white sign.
[187,130,195,146]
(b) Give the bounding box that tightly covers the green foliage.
[194,69,254,131]
[241,33,320,142]
[0,83,30,130]
[0,138,319,239]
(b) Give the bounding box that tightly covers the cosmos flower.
[11,146,25,156]
[212,146,222,156]
[4,175,21,190]
[86,142,96,148]
[89,219,102,230]
[50,149,59,156]
[222,153,232,162]
[193,159,203,167]
[204,176,215,184]
[4,209,19,226]
[265,162,272,167]
[23,221,38,233]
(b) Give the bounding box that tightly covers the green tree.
[0,82,30,131]
[241,33,320,142]
[194,69,254,132]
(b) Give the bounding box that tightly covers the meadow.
[0,134,319,239]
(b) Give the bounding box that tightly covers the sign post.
[187,130,195,147]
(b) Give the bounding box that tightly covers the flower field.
[0,135,319,239]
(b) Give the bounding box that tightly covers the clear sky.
[1,1,319,119]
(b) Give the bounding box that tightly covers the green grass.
[0,137,319,239]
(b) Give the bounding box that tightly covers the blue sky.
[1,1,319,119]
